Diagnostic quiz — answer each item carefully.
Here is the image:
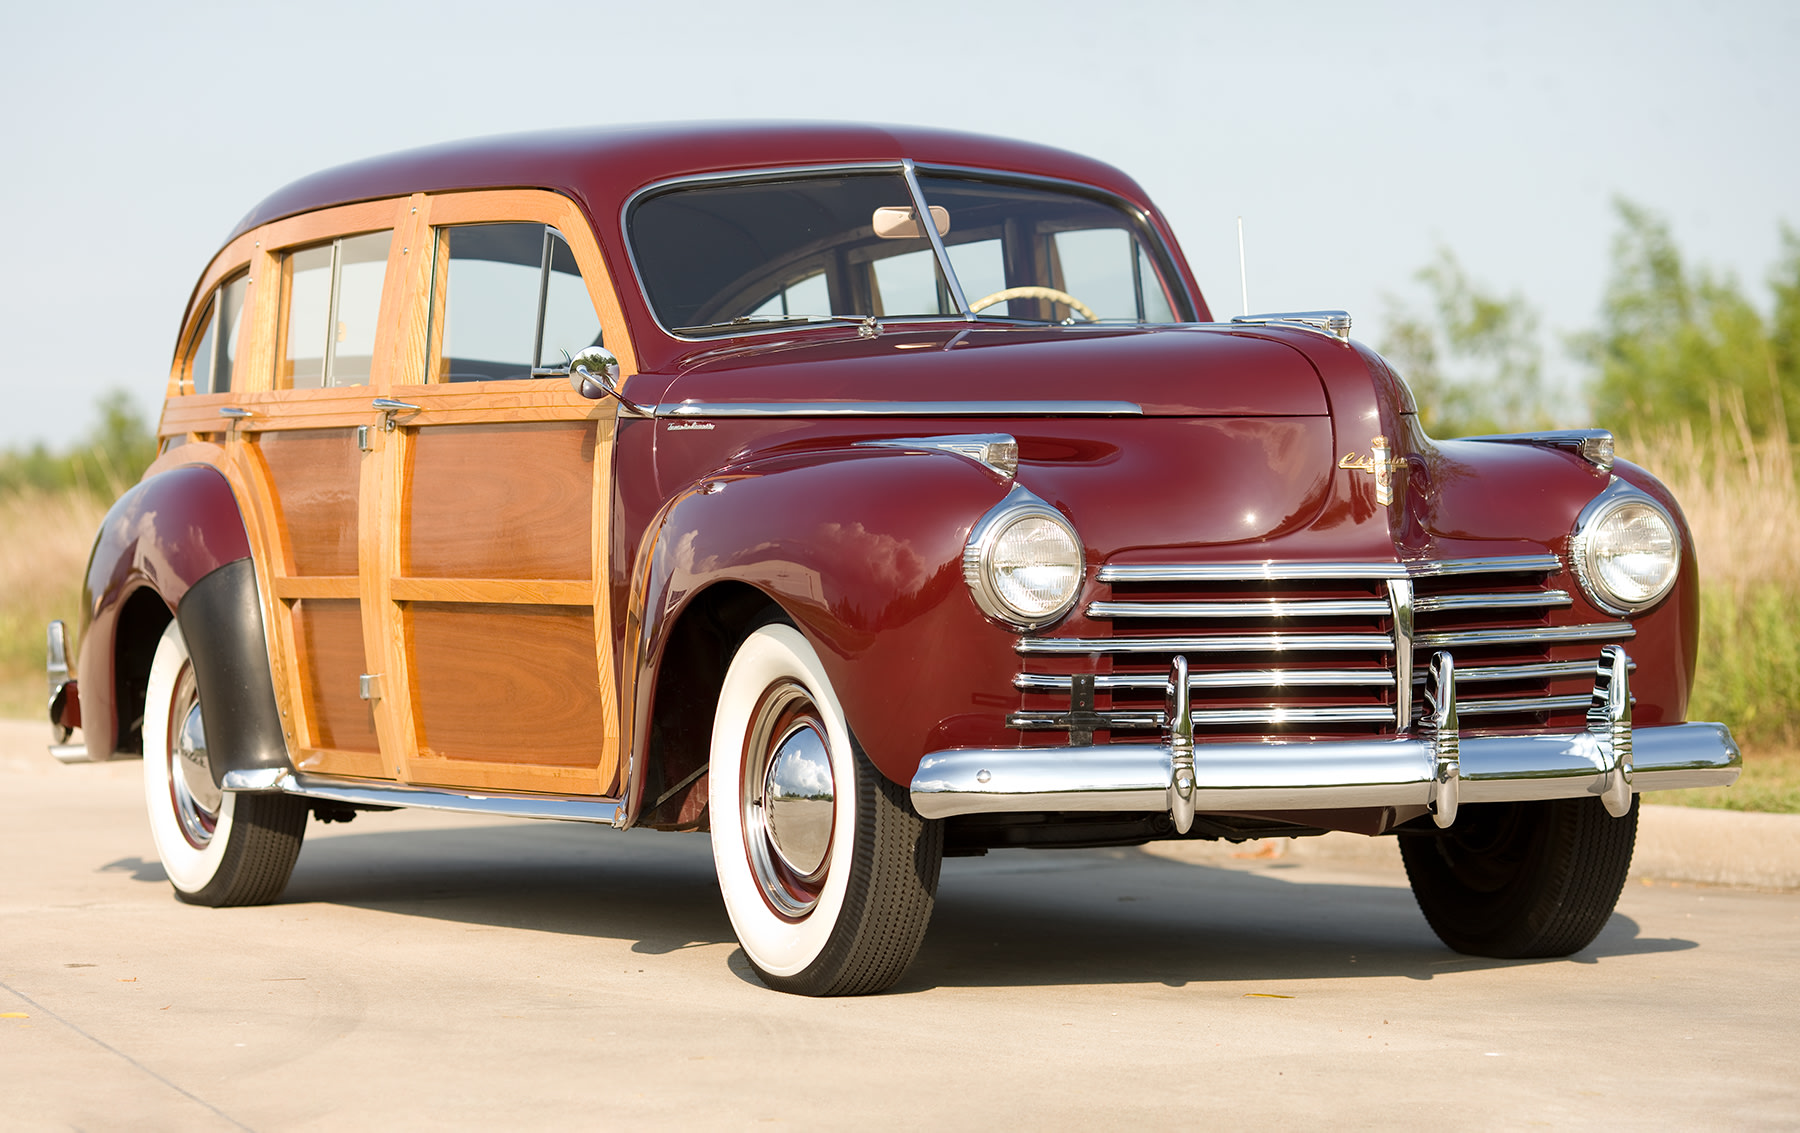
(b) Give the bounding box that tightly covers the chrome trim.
[1414,623,1633,649]
[1456,693,1608,716]
[275,771,624,825]
[1592,644,1634,817]
[1096,555,1562,583]
[1016,633,1393,655]
[1010,705,1397,729]
[963,485,1084,630]
[217,406,255,420]
[1387,579,1415,730]
[1412,591,1572,613]
[657,400,1142,419]
[1445,659,1631,684]
[1424,652,1460,826]
[1088,597,1391,619]
[1569,478,1682,617]
[910,722,1739,820]
[902,158,973,320]
[1013,669,1397,692]
[46,620,72,743]
[1167,657,1195,833]
[1464,429,1615,473]
[50,743,91,764]
[220,767,288,792]
[858,433,1018,477]
[1230,310,1353,342]
[372,397,420,431]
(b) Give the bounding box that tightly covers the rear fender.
[78,464,262,762]
[625,447,1031,818]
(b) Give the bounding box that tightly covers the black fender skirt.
[175,558,292,787]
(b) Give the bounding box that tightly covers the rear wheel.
[709,623,943,995]
[1400,796,1637,958]
[142,620,307,906]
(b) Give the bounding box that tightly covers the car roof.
[227,120,1157,244]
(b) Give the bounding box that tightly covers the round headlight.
[965,491,1084,629]
[1572,485,1681,615]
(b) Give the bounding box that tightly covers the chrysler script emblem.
[1338,435,1404,507]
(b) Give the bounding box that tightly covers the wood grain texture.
[390,577,593,605]
[291,598,378,754]
[405,603,610,770]
[271,576,359,600]
[255,429,362,577]
[404,421,594,580]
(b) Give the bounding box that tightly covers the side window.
[428,223,602,383]
[279,230,394,389]
[184,272,249,394]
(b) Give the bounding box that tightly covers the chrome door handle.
[372,397,421,432]
[218,406,255,420]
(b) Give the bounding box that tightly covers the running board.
[223,769,626,827]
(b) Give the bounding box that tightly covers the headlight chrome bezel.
[1569,479,1683,617]
[963,486,1085,630]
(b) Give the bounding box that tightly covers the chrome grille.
[1011,555,1633,741]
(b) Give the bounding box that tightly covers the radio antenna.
[1237,216,1250,316]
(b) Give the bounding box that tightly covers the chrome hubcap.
[169,667,220,848]
[742,681,836,918]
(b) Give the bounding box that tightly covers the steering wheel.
[967,285,1098,323]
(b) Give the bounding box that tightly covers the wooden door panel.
[257,428,362,578]
[405,603,612,771]
[404,421,593,580]
[292,598,379,754]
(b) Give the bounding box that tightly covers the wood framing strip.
[271,576,360,600]
[390,578,593,605]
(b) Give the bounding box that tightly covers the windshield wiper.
[674,314,883,337]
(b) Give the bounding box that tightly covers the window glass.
[916,173,1190,324]
[538,231,603,366]
[947,239,1005,310]
[284,244,334,388]
[188,300,217,395]
[1052,228,1136,320]
[329,231,392,385]
[629,172,952,332]
[217,273,248,390]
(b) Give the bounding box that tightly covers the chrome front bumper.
[911,646,1740,830]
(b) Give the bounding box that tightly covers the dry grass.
[0,488,109,719]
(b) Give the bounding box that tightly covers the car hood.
[657,325,1328,418]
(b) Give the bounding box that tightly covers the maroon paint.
[79,464,253,759]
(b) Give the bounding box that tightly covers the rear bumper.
[911,646,1740,828]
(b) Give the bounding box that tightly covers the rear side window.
[426,223,602,383]
[279,230,394,389]
[185,272,249,394]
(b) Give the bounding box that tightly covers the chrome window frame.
[620,161,1198,343]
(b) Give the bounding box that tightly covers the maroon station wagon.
[47,122,1738,995]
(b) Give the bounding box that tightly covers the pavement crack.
[0,978,255,1131]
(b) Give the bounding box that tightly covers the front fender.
[631,448,1029,787]
[79,464,255,760]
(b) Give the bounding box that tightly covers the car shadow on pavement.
[159,819,1696,991]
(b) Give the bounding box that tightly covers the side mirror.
[567,347,650,416]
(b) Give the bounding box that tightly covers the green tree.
[1380,248,1552,438]
[0,390,158,497]
[1580,199,1795,436]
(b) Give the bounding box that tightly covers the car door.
[365,189,637,796]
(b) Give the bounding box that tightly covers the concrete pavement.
[4,721,1798,1129]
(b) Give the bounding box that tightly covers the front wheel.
[709,623,943,995]
[142,620,307,906]
[1399,796,1638,958]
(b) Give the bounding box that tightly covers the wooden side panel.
[257,429,362,577]
[406,603,608,768]
[292,598,378,753]
[404,421,594,580]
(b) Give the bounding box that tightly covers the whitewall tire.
[142,620,306,906]
[709,623,942,995]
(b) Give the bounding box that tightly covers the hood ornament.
[1338,435,1405,506]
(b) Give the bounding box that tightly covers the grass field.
[2,422,1795,811]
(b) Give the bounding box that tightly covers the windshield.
[628,168,1190,335]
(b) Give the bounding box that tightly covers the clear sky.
[2,0,1795,448]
